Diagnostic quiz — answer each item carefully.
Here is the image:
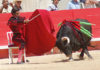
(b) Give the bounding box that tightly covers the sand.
[0,50,100,70]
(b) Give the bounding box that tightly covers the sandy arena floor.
[0,50,100,70]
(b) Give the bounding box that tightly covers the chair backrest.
[7,31,13,45]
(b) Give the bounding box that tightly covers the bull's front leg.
[63,49,73,61]
[80,49,85,60]
[68,54,73,61]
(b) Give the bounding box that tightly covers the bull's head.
[61,36,72,57]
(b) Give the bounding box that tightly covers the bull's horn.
[61,37,70,44]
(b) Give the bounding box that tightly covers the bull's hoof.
[68,57,74,61]
[79,56,84,60]
[78,55,84,60]
[88,56,93,60]
[68,58,74,61]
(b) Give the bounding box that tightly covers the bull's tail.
[61,37,70,47]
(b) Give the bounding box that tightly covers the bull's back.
[75,19,92,46]
[75,19,92,33]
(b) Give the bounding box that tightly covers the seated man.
[7,8,29,64]
[47,0,60,11]
[13,0,22,11]
[95,0,100,7]
[0,0,13,13]
[67,0,80,10]
[84,0,97,8]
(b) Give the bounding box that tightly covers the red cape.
[25,9,56,55]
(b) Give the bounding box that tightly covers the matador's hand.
[24,19,29,23]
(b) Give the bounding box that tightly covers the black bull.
[56,19,93,60]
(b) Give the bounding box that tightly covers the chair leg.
[9,48,13,64]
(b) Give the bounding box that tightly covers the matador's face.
[14,11,20,17]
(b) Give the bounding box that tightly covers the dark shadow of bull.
[56,19,93,61]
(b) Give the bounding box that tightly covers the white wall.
[0,0,2,6]
[22,0,52,12]
[0,0,70,12]
[22,0,70,12]
[58,0,70,10]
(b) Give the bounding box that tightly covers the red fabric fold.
[25,9,56,55]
